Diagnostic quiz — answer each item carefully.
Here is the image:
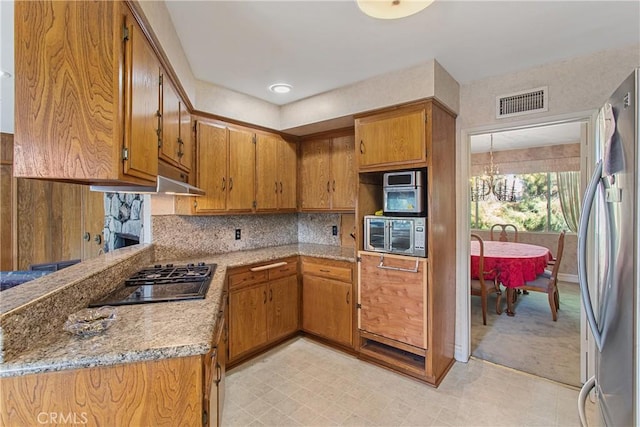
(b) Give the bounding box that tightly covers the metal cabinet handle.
[215,363,222,384]
[229,177,233,190]
[332,180,335,192]
[269,289,273,301]
[275,181,278,193]
[222,177,226,191]
[360,140,365,154]
[263,290,267,304]
[319,269,330,273]
[280,182,283,193]
[327,181,330,192]
[93,235,102,245]
[177,138,184,158]
[250,261,288,272]
[83,232,90,241]
[346,290,350,305]
[377,255,420,273]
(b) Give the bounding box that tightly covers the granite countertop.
[0,243,355,377]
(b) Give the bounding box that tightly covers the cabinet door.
[228,128,255,212]
[356,109,425,168]
[195,122,227,213]
[123,10,159,182]
[178,102,193,173]
[82,187,105,260]
[278,140,298,210]
[299,139,331,210]
[229,284,268,360]
[267,275,299,341]
[358,252,427,349]
[13,1,123,182]
[330,135,356,210]
[302,275,352,346]
[160,76,181,168]
[255,134,279,211]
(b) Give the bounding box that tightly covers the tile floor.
[222,337,595,426]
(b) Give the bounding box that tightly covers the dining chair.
[490,223,519,242]
[471,234,503,325]
[516,231,565,321]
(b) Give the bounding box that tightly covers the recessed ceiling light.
[357,0,434,20]
[0,70,12,79]
[269,83,292,94]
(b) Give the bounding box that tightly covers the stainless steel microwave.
[364,215,426,257]
[383,170,425,216]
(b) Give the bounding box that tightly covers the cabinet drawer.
[266,261,297,281]
[228,270,268,289]
[302,261,352,283]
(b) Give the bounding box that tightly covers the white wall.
[195,80,281,129]
[453,42,640,361]
[279,59,460,131]
[0,0,14,134]
[137,1,197,103]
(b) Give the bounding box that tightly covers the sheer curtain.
[556,171,581,232]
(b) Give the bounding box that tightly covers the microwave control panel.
[414,218,426,252]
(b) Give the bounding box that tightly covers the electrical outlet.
[235,229,241,240]
[332,225,338,236]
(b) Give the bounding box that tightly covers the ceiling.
[165,0,640,105]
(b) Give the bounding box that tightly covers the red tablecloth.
[470,241,552,288]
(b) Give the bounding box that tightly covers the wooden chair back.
[471,234,485,286]
[490,223,519,242]
[549,230,566,280]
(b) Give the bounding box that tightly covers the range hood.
[90,176,205,196]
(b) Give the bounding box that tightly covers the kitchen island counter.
[0,243,354,378]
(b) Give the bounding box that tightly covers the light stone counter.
[0,243,354,377]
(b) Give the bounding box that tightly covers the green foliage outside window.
[470,173,566,232]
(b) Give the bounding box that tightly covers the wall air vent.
[496,86,548,119]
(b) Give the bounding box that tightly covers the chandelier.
[470,134,523,202]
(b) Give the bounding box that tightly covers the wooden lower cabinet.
[204,309,226,427]
[358,252,427,350]
[357,251,454,386]
[301,257,354,347]
[228,257,299,362]
[1,356,203,427]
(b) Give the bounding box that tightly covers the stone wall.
[103,193,144,252]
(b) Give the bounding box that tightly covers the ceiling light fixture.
[357,0,434,20]
[269,83,292,94]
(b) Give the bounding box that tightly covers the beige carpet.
[471,281,581,387]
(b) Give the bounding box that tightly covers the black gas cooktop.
[90,263,216,307]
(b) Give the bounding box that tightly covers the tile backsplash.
[152,213,343,260]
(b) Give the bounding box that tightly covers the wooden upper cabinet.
[13,1,157,185]
[330,135,356,210]
[160,75,192,174]
[300,139,332,210]
[355,106,426,170]
[227,128,255,212]
[194,122,227,213]
[179,102,193,173]
[299,133,355,211]
[278,140,298,210]
[255,134,297,212]
[159,75,181,168]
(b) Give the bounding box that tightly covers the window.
[470,172,567,232]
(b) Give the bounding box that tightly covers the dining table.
[470,240,552,316]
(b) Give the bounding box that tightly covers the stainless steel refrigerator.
[578,69,639,426]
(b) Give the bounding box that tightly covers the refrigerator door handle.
[578,159,604,351]
[578,375,596,427]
